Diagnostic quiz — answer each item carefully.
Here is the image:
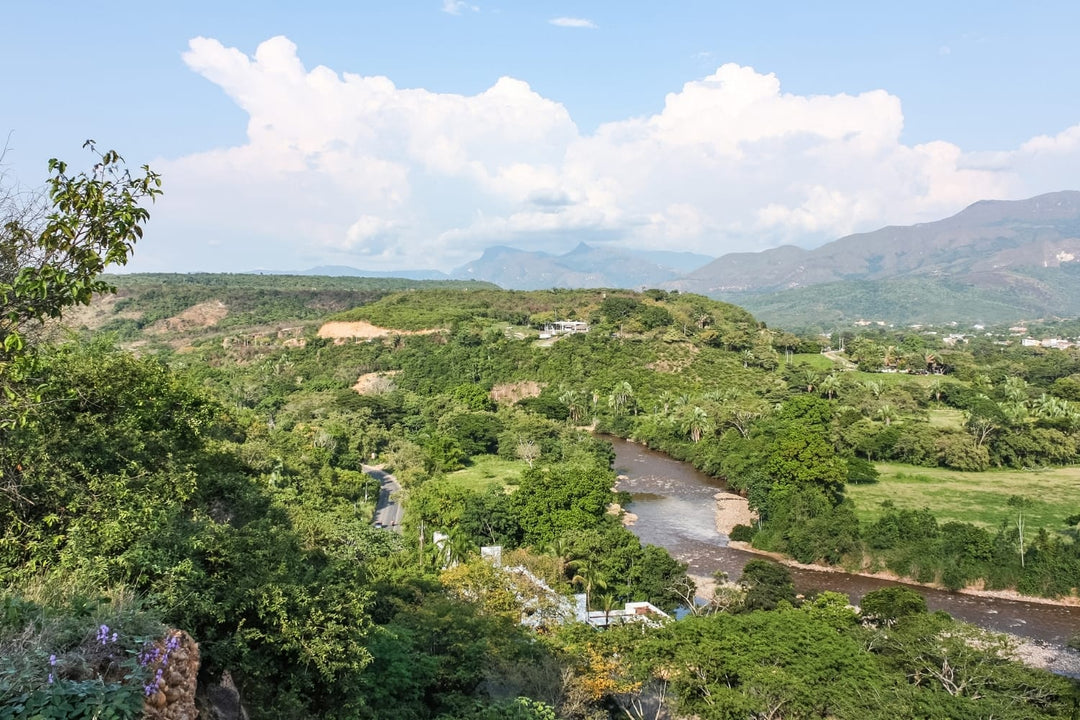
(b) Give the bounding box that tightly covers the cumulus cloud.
[549,17,597,29]
[442,0,477,15]
[143,35,1080,272]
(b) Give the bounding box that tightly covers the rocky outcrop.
[143,630,199,720]
[196,672,250,720]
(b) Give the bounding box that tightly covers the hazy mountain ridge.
[259,192,1080,326]
[679,191,1080,294]
[269,245,714,289]
[452,243,700,290]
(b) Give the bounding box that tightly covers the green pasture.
[926,407,966,430]
[848,462,1080,534]
[445,455,525,492]
[784,353,836,370]
[850,370,943,387]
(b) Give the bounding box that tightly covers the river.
[610,436,1080,649]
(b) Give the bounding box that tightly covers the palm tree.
[654,390,675,416]
[681,406,711,443]
[598,592,619,627]
[924,352,942,374]
[540,536,572,577]
[1002,376,1029,404]
[883,345,897,369]
[568,557,607,610]
[608,381,635,416]
[797,368,822,394]
[819,373,841,400]
[877,403,897,427]
[927,378,944,404]
[444,528,475,567]
[559,388,588,424]
[726,406,763,439]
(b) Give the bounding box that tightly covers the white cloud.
[139,36,1080,273]
[549,17,597,29]
[442,0,477,15]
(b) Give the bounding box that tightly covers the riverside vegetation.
[2,147,1080,718]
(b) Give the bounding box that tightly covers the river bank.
[686,572,1080,678]
[612,434,1080,647]
[711,489,1080,609]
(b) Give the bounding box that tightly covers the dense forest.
[3,148,1080,718]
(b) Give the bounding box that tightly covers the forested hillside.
[3,148,1080,718]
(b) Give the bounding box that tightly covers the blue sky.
[3,1,1080,272]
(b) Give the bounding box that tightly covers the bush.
[729,524,757,542]
[739,560,796,611]
[859,586,927,621]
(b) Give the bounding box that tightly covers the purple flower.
[48,673,54,684]
[49,654,56,666]
[111,632,118,643]
[97,624,111,645]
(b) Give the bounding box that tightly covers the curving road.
[364,464,403,532]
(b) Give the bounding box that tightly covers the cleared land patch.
[352,371,400,395]
[851,370,944,387]
[317,320,442,339]
[927,407,967,430]
[848,462,1080,534]
[490,381,543,405]
[445,455,525,492]
[146,300,228,333]
[783,353,837,371]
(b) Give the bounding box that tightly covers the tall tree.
[1,143,161,426]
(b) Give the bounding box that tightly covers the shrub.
[729,524,757,542]
[860,586,928,621]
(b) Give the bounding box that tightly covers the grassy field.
[784,353,837,370]
[926,407,966,430]
[848,462,1080,534]
[445,455,526,492]
[850,370,943,387]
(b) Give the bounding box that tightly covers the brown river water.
[610,436,1080,650]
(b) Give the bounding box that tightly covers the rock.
[196,671,250,720]
[143,630,199,720]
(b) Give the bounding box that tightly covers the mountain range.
[282,246,716,290]
[694,191,1080,328]
[281,191,1080,328]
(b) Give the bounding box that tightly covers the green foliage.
[575,602,1080,720]
[728,524,756,542]
[739,560,796,611]
[1,144,160,427]
[728,273,1080,330]
[0,588,163,720]
[860,586,928,621]
[509,462,614,547]
[1,144,161,351]
[13,245,1080,718]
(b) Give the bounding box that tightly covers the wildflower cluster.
[96,624,119,645]
[138,632,181,698]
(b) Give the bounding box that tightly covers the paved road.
[364,464,403,532]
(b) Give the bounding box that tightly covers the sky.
[3,1,1080,273]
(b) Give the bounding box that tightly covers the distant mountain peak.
[450,244,712,290]
[675,190,1080,327]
